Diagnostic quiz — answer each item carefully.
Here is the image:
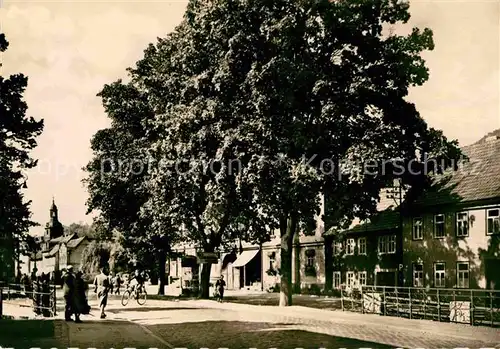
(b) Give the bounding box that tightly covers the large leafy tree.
[170,0,461,305]
[83,81,177,294]
[0,33,44,280]
[85,0,462,303]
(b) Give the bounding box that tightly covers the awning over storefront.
[231,249,259,268]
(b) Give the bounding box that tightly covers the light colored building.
[169,194,327,292]
[22,199,91,276]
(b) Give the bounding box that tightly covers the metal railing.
[340,285,500,328]
[0,282,57,318]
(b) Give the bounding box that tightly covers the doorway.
[485,258,500,290]
[376,271,397,286]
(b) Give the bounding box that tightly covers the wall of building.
[403,204,500,289]
[41,256,56,273]
[68,241,89,269]
[59,244,68,267]
[328,229,401,287]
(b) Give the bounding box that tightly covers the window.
[378,235,396,254]
[434,214,445,238]
[346,238,355,255]
[334,241,343,255]
[378,236,387,254]
[457,262,469,288]
[358,271,367,286]
[305,249,315,267]
[358,237,367,255]
[487,209,500,235]
[456,212,469,237]
[387,235,396,253]
[412,217,423,240]
[268,252,276,270]
[413,263,424,287]
[333,271,341,288]
[347,271,355,287]
[434,262,446,288]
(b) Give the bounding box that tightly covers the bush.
[321,288,342,298]
[300,284,322,296]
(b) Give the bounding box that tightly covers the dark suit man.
[62,265,75,321]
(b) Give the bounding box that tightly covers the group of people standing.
[61,265,90,322]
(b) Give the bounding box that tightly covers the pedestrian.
[109,272,114,295]
[93,265,110,319]
[32,274,41,315]
[73,270,89,323]
[215,275,226,303]
[62,266,76,321]
[113,273,122,295]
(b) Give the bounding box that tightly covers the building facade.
[21,199,91,276]
[324,191,404,289]
[403,134,500,290]
[168,195,327,292]
[325,133,500,291]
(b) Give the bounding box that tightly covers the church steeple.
[50,196,58,220]
[44,197,63,241]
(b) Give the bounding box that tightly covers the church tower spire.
[50,196,58,220]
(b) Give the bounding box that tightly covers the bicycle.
[121,283,147,306]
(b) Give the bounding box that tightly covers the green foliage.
[83,0,462,301]
[0,33,44,280]
[79,239,127,279]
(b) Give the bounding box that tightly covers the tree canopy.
[0,33,44,280]
[84,0,462,302]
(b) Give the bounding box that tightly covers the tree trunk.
[293,231,301,293]
[157,251,166,295]
[199,263,211,299]
[279,215,297,307]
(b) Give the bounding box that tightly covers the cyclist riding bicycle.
[128,270,145,298]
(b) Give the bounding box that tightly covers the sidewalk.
[186,299,500,348]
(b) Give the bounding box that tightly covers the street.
[2,294,499,349]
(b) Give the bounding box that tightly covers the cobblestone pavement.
[4,297,500,348]
[107,299,500,349]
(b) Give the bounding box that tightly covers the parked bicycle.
[121,283,147,306]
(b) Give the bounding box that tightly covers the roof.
[412,135,500,207]
[326,208,400,236]
[324,188,400,236]
[51,233,75,244]
[31,251,43,260]
[45,244,60,257]
[66,236,86,249]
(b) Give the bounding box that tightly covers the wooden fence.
[340,285,500,328]
[0,282,57,318]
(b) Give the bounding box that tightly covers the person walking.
[73,271,89,323]
[215,275,226,303]
[93,265,110,319]
[113,273,122,295]
[62,266,75,321]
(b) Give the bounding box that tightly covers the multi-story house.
[324,191,403,289]
[168,195,327,292]
[403,133,500,290]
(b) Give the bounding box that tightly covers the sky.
[0,0,499,233]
